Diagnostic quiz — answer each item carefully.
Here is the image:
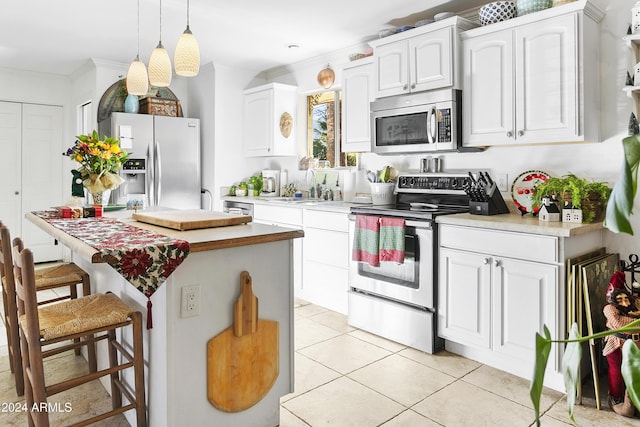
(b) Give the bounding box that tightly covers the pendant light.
[174,0,200,76]
[148,0,172,87]
[126,0,149,96]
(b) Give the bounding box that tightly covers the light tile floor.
[0,294,636,426]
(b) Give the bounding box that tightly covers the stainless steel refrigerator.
[99,112,201,209]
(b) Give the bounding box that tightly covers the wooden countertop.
[26,211,304,263]
[436,212,604,238]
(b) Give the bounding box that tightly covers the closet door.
[21,103,63,262]
[0,101,22,234]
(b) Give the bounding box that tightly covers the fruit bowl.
[478,1,517,26]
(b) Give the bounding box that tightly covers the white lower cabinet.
[251,203,350,314]
[438,224,560,388]
[301,209,350,314]
[253,204,303,292]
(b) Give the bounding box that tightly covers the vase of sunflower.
[63,130,129,206]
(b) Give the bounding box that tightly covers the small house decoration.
[539,197,560,222]
[562,202,583,223]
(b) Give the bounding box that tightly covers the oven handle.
[348,215,432,230]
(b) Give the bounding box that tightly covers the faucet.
[306,169,317,198]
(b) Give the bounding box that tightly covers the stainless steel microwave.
[371,88,461,154]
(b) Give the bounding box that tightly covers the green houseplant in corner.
[531,173,612,223]
[530,134,640,425]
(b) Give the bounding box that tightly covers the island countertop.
[26,210,304,263]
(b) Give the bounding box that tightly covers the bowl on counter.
[516,0,552,16]
[478,1,517,26]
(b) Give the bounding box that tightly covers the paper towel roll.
[342,170,356,202]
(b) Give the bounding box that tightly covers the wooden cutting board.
[207,272,279,412]
[132,209,251,230]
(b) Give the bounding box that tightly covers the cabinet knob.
[483,258,490,265]
[15,191,19,195]
[494,259,501,267]
[518,130,524,137]
[410,83,416,89]
[403,84,408,90]
[506,131,513,138]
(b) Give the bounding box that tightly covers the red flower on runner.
[174,240,190,253]
[162,256,183,278]
[120,248,152,278]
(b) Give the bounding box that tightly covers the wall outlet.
[181,284,201,318]
[495,173,509,192]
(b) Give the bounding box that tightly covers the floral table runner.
[35,211,190,328]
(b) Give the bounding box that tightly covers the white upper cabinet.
[341,57,374,152]
[370,18,476,99]
[462,1,604,147]
[243,83,297,157]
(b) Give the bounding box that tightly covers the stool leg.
[80,274,97,372]
[132,312,147,427]
[108,329,123,410]
[69,284,82,357]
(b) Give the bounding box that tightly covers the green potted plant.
[531,173,612,223]
[531,135,640,424]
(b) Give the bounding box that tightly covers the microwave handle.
[427,106,437,144]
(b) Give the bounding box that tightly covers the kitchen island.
[26,210,303,427]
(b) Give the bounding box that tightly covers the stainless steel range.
[348,172,471,353]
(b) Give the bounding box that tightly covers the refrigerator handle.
[146,141,154,207]
[156,139,162,206]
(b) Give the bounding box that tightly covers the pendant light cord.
[136,0,140,58]
[187,0,190,28]
[159,0,163,44]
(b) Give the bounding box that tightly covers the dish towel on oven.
[352,215,380,267]
[379,217,405,263]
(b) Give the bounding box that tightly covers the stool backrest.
[11,237,41,341]
[0,223,19,321]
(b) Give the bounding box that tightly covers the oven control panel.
[397,174,470,192]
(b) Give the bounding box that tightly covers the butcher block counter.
[26,209,303,427]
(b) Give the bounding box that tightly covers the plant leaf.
[605,134,640,235]
[621,339,640,410]
[562,324,582,423]
[530,325,552,426]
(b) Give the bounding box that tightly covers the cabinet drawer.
[254,204,303,226]
[304,228,349,268]
[439,225,558,263]
[303,209,349,232]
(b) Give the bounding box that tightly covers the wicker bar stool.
[0,221,96,396]
[12,236,147,427]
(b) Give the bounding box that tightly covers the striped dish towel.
[379,217,405,264]
[352,215,380,267]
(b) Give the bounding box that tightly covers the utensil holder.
[370,182,395,205]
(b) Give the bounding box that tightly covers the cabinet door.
[243,88,273,157]
[462,31,514,147]
[492,257,558,365]
[375,41,409,98]
[411,27,453,92]
[515,14,578,143]
[438,247,491,348]
[342,59,373,152]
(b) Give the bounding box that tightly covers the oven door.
[349,219,434,309]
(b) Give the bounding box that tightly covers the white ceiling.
[0,0,486,76]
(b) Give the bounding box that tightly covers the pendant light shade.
[174,0,200,76]
[148,42,172,87]
[126,56,149,95]
[126,0,149,96]
[148,0,172,87]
